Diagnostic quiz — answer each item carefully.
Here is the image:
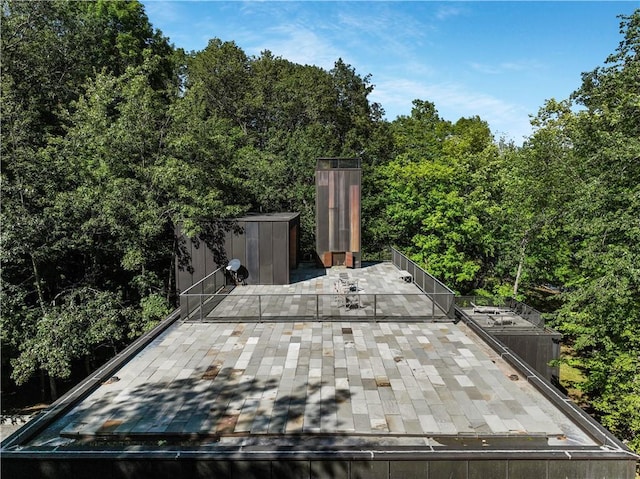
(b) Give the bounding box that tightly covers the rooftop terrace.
[2,260,637,479]
[180,261,453,322]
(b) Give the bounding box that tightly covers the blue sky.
[141,1,639,142]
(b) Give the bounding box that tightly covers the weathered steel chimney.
[315,158,361,268]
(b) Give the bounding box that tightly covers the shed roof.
[232,212,300,223]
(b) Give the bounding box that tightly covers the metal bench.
[471,302,508,314]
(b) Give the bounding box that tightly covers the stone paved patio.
[46,259,597,450]
[8,263,637,479]
[59,321,579,443]
[202,262,448,320]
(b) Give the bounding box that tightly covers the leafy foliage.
[2,0,639,452]
[11,288,133,385]
[376,102,501,292]
[1,0,182,398]
[550,12,640,450]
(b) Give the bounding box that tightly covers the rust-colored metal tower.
[315,158,361,268]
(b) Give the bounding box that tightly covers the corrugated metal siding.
[231,226,246,264]
[272,222,287,284]
[259,222,274,285]
[175,214,300,288]
[175,227,194,294]
[349,182,360,253]
[245,222,260,285]
[338,170,347,252]
[205,241,216,277]
[289,221,298,269]
[316,171,329,258]
[191,239,206,284]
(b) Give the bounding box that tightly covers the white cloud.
[143,0,182,24]
[469,60,545,75]
[141,1,535,143]
[336,9,390,33]
[370,78,532,142]
[469,62,502,75]
[248,24,344,69]
[335,6,435,58]
[435,5,467,21]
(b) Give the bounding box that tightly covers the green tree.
[184,46,383,254]
[552,11,640,451]
[186,38,251,131]
[11,289,134,398]
[1,0,173,136]
[495,99,578,298]
[1,0,178,399]
[379,103,501,292]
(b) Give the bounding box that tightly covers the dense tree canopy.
[1,0,638,452]
[1,0,180,398]
[374,101,502,292]
[553,12,640,449]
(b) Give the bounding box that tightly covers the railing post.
[374,294,377,319]
[427,293,431,320]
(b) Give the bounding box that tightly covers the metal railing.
[180,292,452,322]
[505,297,545,329]
[390,247,456,319]
[455,295,545,329]
[180,267,229,320]
[179,251,457,322]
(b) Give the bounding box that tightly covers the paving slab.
[49,318,596,448]
[203,262,445,321]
